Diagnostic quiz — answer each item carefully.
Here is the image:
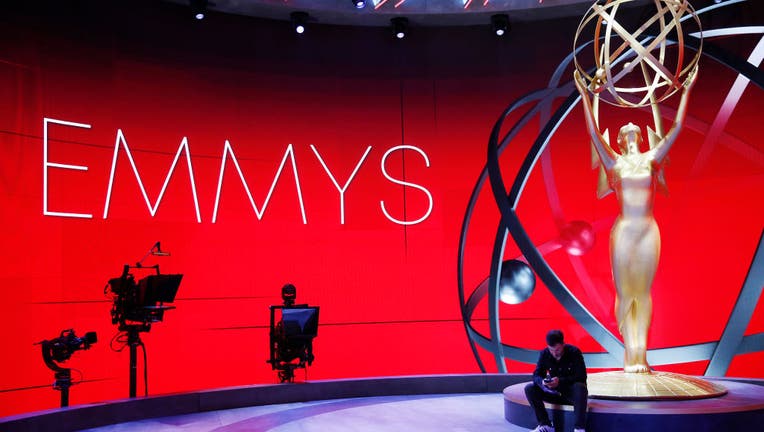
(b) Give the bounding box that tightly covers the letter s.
[380,145,433,226]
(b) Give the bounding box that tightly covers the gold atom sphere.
[573,0,702,108]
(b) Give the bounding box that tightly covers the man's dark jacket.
[532,344,587,389]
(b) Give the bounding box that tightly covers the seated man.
[524,329,588,432]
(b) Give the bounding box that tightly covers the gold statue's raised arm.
[650,67,698,163]
[574,70,617,171]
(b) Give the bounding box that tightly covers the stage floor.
[80,393,529,432]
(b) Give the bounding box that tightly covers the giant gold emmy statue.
[572,0,726,399]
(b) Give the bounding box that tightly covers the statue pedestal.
[587,371,727,400]
[503,378,764,432]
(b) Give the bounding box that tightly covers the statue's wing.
[593,128,614,199]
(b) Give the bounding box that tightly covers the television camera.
[38,329,97,407]
[267,284,319,383]
[104,241,182,398]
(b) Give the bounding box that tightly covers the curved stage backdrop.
[0,0,762,417]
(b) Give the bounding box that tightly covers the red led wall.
[0,0,762,416]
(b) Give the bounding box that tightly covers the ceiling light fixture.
[190,0,207,20]
[353,0,367,9]
[291,11,309,34]
[391,17,408,39]
[491,14,510,36]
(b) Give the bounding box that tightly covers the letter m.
[102,130,202,222]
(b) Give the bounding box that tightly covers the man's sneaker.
[531,425,554,432]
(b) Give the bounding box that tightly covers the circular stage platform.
[0,374,528,432]
[1,375,761,432]
[504,379,764,432]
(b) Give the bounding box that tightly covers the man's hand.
[543,377,560,389]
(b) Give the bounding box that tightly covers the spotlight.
[353,0,367,9]
[391,17,408,40]
[190,0,207,20]
[491,14,509,36]
[291,11,309,34]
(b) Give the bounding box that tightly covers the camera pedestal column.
[127,327,143,398]
[53,369,72,407]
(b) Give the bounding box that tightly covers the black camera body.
[107,271,182,332]
[43,329,97,364]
